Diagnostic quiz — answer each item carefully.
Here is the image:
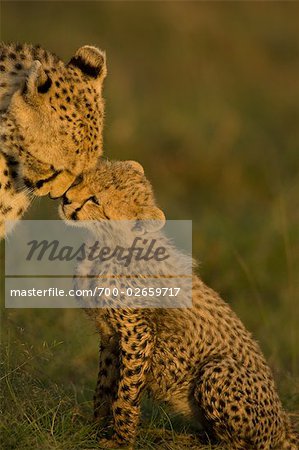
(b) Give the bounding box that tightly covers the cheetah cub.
[0,42,107,238]
[59,160,297,450]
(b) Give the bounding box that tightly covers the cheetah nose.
[62,195,71,205]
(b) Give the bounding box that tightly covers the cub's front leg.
[99,311,154,450]
[94,334,120,429]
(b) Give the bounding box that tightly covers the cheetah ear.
[132,207,166,235]
[126,160,144,174]
[23,60,52,97]
[68,45,107,82]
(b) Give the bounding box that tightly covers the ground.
[0,293,298,449]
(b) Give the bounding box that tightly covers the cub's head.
[5,45,107,175]
[59,160,165,232]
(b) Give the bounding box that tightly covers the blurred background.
[1,2,298,448]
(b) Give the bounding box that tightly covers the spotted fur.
[0,42,106,237]
[60,160,298,450]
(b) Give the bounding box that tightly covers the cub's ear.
[22,60,52,98]
[126,160,144,174]
[132,207,166,235]
[68,45,107,82]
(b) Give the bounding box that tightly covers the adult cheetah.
[59,159,298,450]
[0,42,106,237]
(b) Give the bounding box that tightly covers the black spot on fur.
[115,407,122,415]
[0,204,12,214]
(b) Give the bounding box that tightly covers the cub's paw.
[99,437,134,450]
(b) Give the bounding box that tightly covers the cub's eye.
[89,196,100,205]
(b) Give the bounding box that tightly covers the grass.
[0,321,221,450]
[1,2,299,449]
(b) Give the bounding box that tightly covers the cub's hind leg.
[193,358,286,450]
[0,152,31,238]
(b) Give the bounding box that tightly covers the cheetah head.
[6,45,107,175]
[59,160,166,234]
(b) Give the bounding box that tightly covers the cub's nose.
[62,195,71,206]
